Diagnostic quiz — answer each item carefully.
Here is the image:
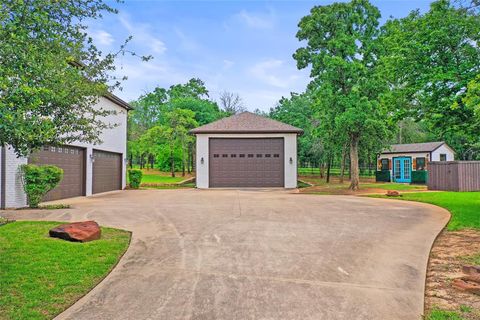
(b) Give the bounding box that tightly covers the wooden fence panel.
[428,161,480,191]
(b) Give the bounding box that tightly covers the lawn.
[128,168,192,185]
[0,221,131,320]
[383,192,480,231]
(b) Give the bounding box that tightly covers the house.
[190,112,303,188]
[0,94,131,209]
[377,141,455,183]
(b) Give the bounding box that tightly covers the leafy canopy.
[0,0,148,156]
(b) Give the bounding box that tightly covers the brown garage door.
[92,150,122,194]
[209,138,284,187]
[28,145,86,201]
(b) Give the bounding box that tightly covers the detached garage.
[190,112,303,188]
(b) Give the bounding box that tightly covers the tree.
[0,0,149,157]
[293,0,391,190]
[163,109,198,177]
[219,91,246,115]
[380,0,480,159]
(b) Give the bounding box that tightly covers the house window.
[440,154,447,161]
[213,154,219,158]
[239,154,245,158]
[256,154,262,158]
[416,157,426,170]
[248,154,254,158]
[381,158,389,171]
[265,154,271,158]
[222,154,228,158]
[230,154,237,158]
[273,154,280,158]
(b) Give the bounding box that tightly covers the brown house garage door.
[92,150,122,194]
[209,138,284,187]
[28,145,86,201]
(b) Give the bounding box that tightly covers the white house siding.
[195,133,298,189]
[431,144,455,161]
[1,96,128,208]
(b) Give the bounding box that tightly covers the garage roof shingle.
[190,112,304,134]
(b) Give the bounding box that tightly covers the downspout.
[1,145,6,209]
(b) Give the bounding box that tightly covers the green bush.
[128,169,143,189]
[412,170,428,184]
[375,170,391,182]
[21,164,63,208]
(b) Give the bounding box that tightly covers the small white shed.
[190,112,303,188]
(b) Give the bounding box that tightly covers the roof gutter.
[189,130,304,135]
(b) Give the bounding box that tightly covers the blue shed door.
[393,157,411,183]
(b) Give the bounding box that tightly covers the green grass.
[141,173,185,184]
[360,183,426,191]
[376,192,480,231]
[426,309,464,320]
[0,221,131,320]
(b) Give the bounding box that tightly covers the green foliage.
[375,171,391,182]
[426,309,463,320]
[380,0,480,159]
[0,0,148,157]
[293,0,393,189]
[128,169,143,189]
[127,78,221,175]
[20,165,63,208]
[411,170,427,184]
[0,221,130,320]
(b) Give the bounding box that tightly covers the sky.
[88,0,432,111]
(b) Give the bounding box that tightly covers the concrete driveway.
[5,189,449,320]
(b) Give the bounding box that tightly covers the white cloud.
[248,59,300,88]
[90,30,114,46]
[119,14,166,54]
[235,9,275,29]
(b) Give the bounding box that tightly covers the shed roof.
[189,112,304,134]
[381,141,447,154]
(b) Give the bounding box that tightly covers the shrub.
[412,170,427,184]
[128,169,143,189]
[21,164,63,208]
[376,170,391,182]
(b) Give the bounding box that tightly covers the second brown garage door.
[28,145,86,201]
[209,138,284,187]
[92,150,122,194]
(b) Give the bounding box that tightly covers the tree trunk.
[187,143,191,174]
[182,146,185,177]
[129,154,133,169]
[170,149,175,178]
[326,155,332,183]
[319,161,325,179]
[349,134,360,191]
[340,143,347,183]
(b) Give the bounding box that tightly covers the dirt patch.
[425,229,480,318]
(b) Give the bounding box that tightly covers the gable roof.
[189,112,304,134]
[381,141,448,154]
[103,92,132,110]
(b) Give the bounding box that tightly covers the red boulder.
[49,221,101,242]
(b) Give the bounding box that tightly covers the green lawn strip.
[370,192,480,231]
[360,183,426,191]
[426,308,464,320]
[140,174,185,184]
[0,221,131,320]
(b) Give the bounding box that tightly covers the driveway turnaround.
[4,189,449,320]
